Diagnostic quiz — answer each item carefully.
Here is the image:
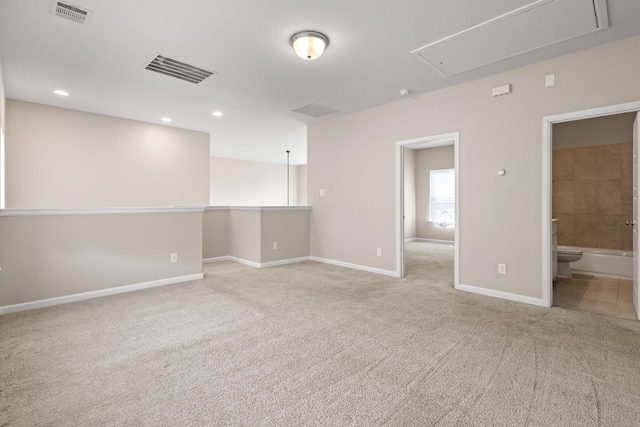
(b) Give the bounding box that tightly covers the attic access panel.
[411,0,608,76]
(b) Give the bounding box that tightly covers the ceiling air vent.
[145,54,216,84]
[293,103,339,118]
[51,1,92,26]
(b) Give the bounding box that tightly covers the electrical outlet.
[377,248,382,257]
[498,263,507,275]
[320,189,325,196]
[171,253,178,263]
[273,242,278,250]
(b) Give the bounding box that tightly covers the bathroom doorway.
[543,101,640,319]
[396,132,459,286]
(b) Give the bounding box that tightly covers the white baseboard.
[310,256,399,278]
[203,256,231,264]
[204,256,311,269]
[0,273,204,315]
[261,257,311,268]
[571,269,632,280]
[416,238,454,244]
[404,238,417,243]
[228,257,262,268]
[456,283,548,308]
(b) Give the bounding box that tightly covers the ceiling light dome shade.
[290,31,329,60]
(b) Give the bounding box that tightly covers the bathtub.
[558,245,633,279]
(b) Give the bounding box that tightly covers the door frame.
[542,101,640,308]
[396,131,460,286]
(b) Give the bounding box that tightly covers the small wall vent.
[51,1,92,26]
[292,103,339,118]
[145,54,216,84]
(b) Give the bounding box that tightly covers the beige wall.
[0,57,4,131]
[210,157,306,206]
[206,207,311,264]
[228,209,261,263]
[203,208,229,259]
[403,148,416,240]
[5,100,210,208]
[308,35,640,299]
[298,165,308,206]
[260,209,310,263]
[416,146,455,241]
[0,58,5,208]
[553,143,633,250]
[0,209,203,308]
[553,113,636,149]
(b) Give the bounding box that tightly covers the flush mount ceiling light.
[212,111,223,117]
[290,31,329,60]
[161,117,172,122]
[54,89,69,96]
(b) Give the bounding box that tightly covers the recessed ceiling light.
[54,90,69,96]
[212,111,223,117]
[161,117,172,122]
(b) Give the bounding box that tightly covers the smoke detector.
[51,1,93,26]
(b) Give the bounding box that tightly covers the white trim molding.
[416,238,454,245]
[456,283,547,307]
[310,256,399,277]
[0,273,204,315]
[0,207,204,217]
[228,206,311,211]
[203,256,231,263]
[542,100,640,308]
[396,131,460,285]
[261,257,311,268]
[228,257,262,268]
[204,256,311,268]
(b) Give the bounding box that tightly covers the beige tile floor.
[554,273,637,320]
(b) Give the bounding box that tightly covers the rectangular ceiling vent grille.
[145,54,216,84]
[293,103,339,118]
[52,1,92,25]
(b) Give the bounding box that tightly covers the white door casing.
[633,113,639,317]
[542,101,640,309]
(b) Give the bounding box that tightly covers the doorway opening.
[542,101,640,319]
[396,132,460,287]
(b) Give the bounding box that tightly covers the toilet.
[557,249,583,278]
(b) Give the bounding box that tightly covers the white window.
[430,168,455,227]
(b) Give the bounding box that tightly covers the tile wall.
[552,142,633,250]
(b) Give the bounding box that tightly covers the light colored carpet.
[2,241,640,426]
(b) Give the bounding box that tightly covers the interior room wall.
[415,146,455,242]
[260,209,310,263]
[552,143,632,250]
[228,209,261,263]
[308,35,640,300]
[403,148,416,240]
[553,113,636,149]
[5,100,210,208]
[203,208,229,260]
[298,165,308,206]
[552,113,634,251]
[0,58,5,208]
[210,157,302,206]
[0,210,203,309]
[202,207,311,264]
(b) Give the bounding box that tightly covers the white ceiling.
[1,0,639,165]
